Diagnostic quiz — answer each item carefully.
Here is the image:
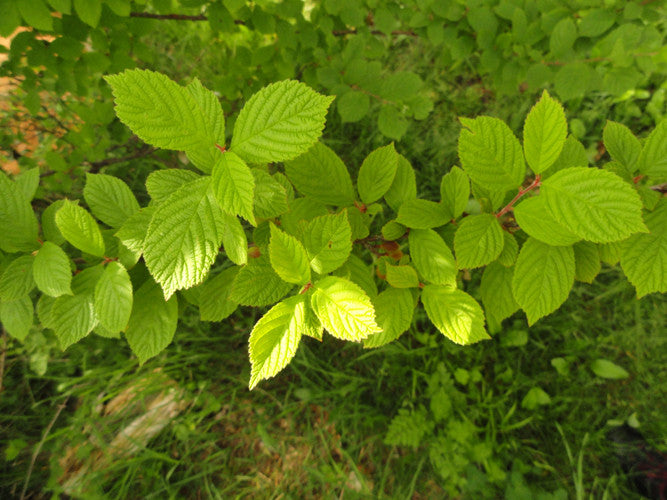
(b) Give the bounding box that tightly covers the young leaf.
[512,237,575,325]
[590,359,629,380]
[603,121,641,172]
[230,258,293,307]
[51,294,97,349]
[114,205,155,256]
[284,142,355,206]
[252,169,289,219]
[0,172,39,252]
[364,288,414,348]
[573,241,601,284]
[439,166,470,220]
[0,255,35,301]
[385,264,420,288]
[497,231,519,267]
[480,262,519,325]
[198,267,239,321]
[124,279,178,364]
[541,167,647,243]
[33,242,72,297]
[211,151,256,225]
[303,211,352,275]
[143,177,224,299]
[421,285,489,345]
[94,262,133,334]
[523,90,567,174]
[384,154,417,211]
[146,169,200,204]
[184,78,226,173]
[310,276,380,341]
[408,229,457,286]
[637,119,667,179]
[231,80,334,164]
[248,294,306,389]
[357,143,399,204]
[454,213,504,269]
[83,173,140,228]
[269,224,311,285]
[219,213,248,266]
[513,196,580,246]
[396,199,449,229]
[458,116,526,191]
[55,200,106,257]
[0,297,33,341]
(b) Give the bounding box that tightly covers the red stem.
[495,175,542,219]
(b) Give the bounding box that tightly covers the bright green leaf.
[421,285,489,345]
[409,229,457,286]
[55,200,106,257]
[574,241,601,284]
[230,257,293,306]
[51,294,97,349]
[523,90,567,174]
[364,288,414,348]
[497,231,519,267]
[385,154,417,211]
[303,211,352,275]
[211,151,256,225]
[184,78,226,173]
[385,264,419,288]
[603,121,641,172]
[480,262,519,325]
[219,213,248,266]
[198,267,239,321]
[146,169,200,204]
[357,143,398,205]
[83,173,140,228]
[0,255,35,301]
[252,169,289,219]
[514,195,580,246]
[396,199,449,229]
[269,224,311,285]
[637,119,667,180]
[440,166,470,220]
[454,213,504,269]
[33,242,72,297]
[94,261,133,334]
[114,205,155,257]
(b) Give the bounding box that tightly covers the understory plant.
[0,69,664,389]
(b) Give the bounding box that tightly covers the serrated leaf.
[357,143,399,204]
[211,152,256,225]
[333,254,377,299]
[252,169,289,219]
[230,257,293,306]
[385,154,417,211]
[384,408,430,449]
[409,229,457,286]
[458,116,526,191]
[51,294,97,349]
[36,294,56,329]
[71,266,104,296]
[440,166,470,220]
[73,0,101,27]
[385,264,419,288]
[185,78,226,172]
[637,120,667,180]
[124,279,178,364]
[422,285,489,345]
[541,167,647,243]
[337,91,370,123]
[514,195,580,246]
[480,262,519,325]
[573,241,601,283]
[310,276,380,341]
[523,90,567,174]
[83,173,140,228]
[55,200,106,257]
[0,297,33,341]
[512,237,575,325]
[143,177,224,299]
[454,213,504,269]
[497,231,519,266]
[603,121,641,172]
[114,205,155,256]
[33,242,72,297]
[248,294,306,389]
[599,241,621,266]
[364,288,414,348]
[346,206,370,240]
[94,261,133,334]
[16,168,40,201]
[396,199,449,229]
[41,199,66,245]
[231,80,334,164]
[269,224,311,285]
[198,267,239,321]
[219,213,248,266]
[146,169,200,203]
[378,105,408,140]
[0,255,35,301]
[381,220,406,241]
[590,359,629,380]
[0,172,39,252]
[280,198,329,238]
[545,135,588,178]
[284,142,355,206]
[303,211,352,275]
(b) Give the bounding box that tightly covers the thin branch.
[130,12,208,21]
[496,175,542,219]
[88,146,157,174]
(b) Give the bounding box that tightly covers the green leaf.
[83,173,140,228]
[41,199,65,245]
[523,90,567,174]
[513,196,580,246]
[421,285,489,345]
[458,116,526,191]
[269,224,311,285]
[549,18,577,58]
[230,257,293,306]
[219,213,248,266]
[385,154,417,211]
[0,255,35,301]
[378,105,408,140]
[546,135,588,178]
[590,359,629,380]
[396,199,449,229]
[198,267,239,321]
[248,294,306,389]
[252,170,289,219]
[16,168,40,201]
[303,211,352,275]
[73,0,101,27]
[211,152,256,225]
[337,91,370,123]
[381,220,406,241]
[0,297,33,341]
[146,169,200,204]
[71,266,104,295]
[384,408,430,448]
[55,200,106,257]
[357,143,399,205]
[603,121,641,172]
[409,229,457,286]
[454,213,504,269]
[637,120,667,180]
[620,202,667,297]
[573,241,601,284]
[385,264,419,288]
[333,254,377,299]
[94,261,133,334]
[599,241,621,266]
[143,177,224,299]
[284,142,355,206]
[184,78,226,173]
[440,167,470,220]
[512,237,575,325]
[310,276,380,341]
[51,294,97,349]
[114,206,155,256]
[231,80,334,164]
[17,0,53,31]
[0,172,38,252]
[364,288,414,348]
[480,262,519,325]
[124,279,178,364]
[33,242,72,297]
[541,167,647,243]
[105,69,213,153]
[497,231,519,267]
[521,387,551,410]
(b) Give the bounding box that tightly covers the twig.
[0,328,6,395]
[496,175,542,219]
[20,397,70,500]
[130,12,208,21]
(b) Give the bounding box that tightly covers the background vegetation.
[1,0,665,498]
